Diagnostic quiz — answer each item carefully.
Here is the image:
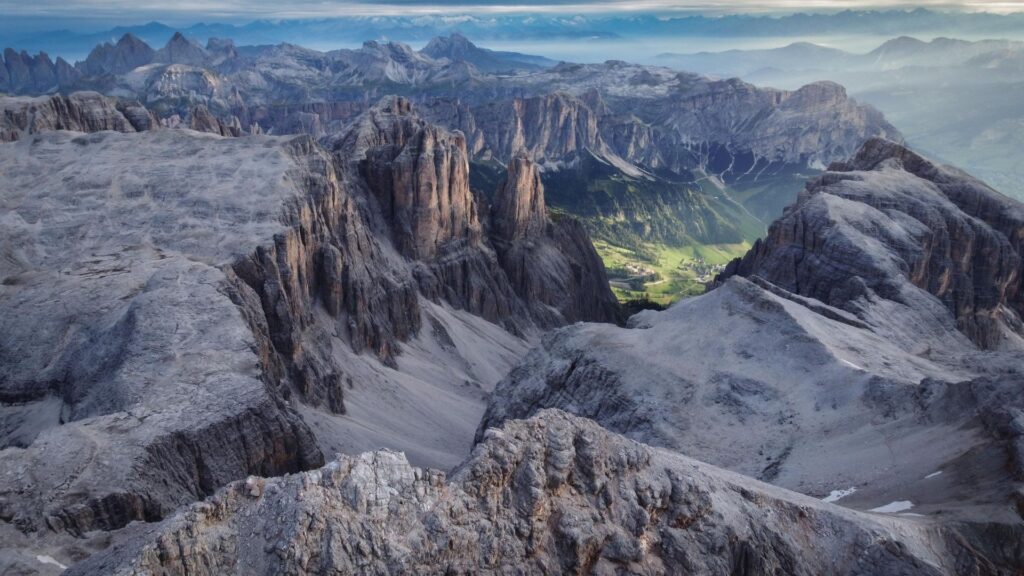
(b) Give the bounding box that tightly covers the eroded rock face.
[718,137,1024,350]
[0,92,157,141]
[345,96,481,261]
[492,153,621,326]
[68,410,1020,576]
[333,97,619,331]
[492,153,548,241]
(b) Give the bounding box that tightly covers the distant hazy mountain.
[657,36,1024,201]
[420,32,557,73]
[657,36,1024,77]
[4,9,1024,60]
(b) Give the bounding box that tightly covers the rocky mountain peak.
[785,80,848,108]
[492,152,547,242]
[155,31,208,66]
[719,137,1024,350]
[344,96,479,261]
[421,32,475,60]
[1,48,60,93]
[80,32,155,75]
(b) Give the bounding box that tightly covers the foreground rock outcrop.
[69,410,1020,575]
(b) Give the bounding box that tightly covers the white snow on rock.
[36,555,68,570]
[869,500,914,513]
[822,487,858,503]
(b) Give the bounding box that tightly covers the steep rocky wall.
[231,135,423,380]
[718,137,1024,349]
[0,92,156,142]
[334,97,619,331]
[492,154,621,326]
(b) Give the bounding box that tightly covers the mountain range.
[5,9,1024,60]
[0,31,899,304]
[658,35,1024,203]
[1,27,1023,575]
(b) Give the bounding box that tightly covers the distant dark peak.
[872,35,927,53]
[117,33,149,49]
[890,35,924,45]
[422,32,476,59]
[789,80,847,102]
[155,32,207,66]
[79,32,155,76]
[161,31,202,53]
[844,137,921,171]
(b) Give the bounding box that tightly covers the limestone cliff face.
[0,92,155,141]
[334,97,526,330]
[186,105,247,137]
[231,134,422,388]
[492,154,621,325]
[718,138,1024,350]
[492,153,548,242]
[69,410,1019,576]
[422,92,610,164]
[347,97,481,261]
[334,97,619,331]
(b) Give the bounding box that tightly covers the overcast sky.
[1,0,1023,21]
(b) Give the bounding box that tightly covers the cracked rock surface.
[69,410,1021,575]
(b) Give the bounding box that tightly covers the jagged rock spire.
[492,151,547,243]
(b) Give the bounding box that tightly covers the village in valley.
[597,239,739,308]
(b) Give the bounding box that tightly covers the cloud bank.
[2,0,1023,20]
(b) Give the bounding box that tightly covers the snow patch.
[840,358,864,370]
[36,555,67,570]
[869,500,914,513]
[822,486,857,503]
[924,470,942,479]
